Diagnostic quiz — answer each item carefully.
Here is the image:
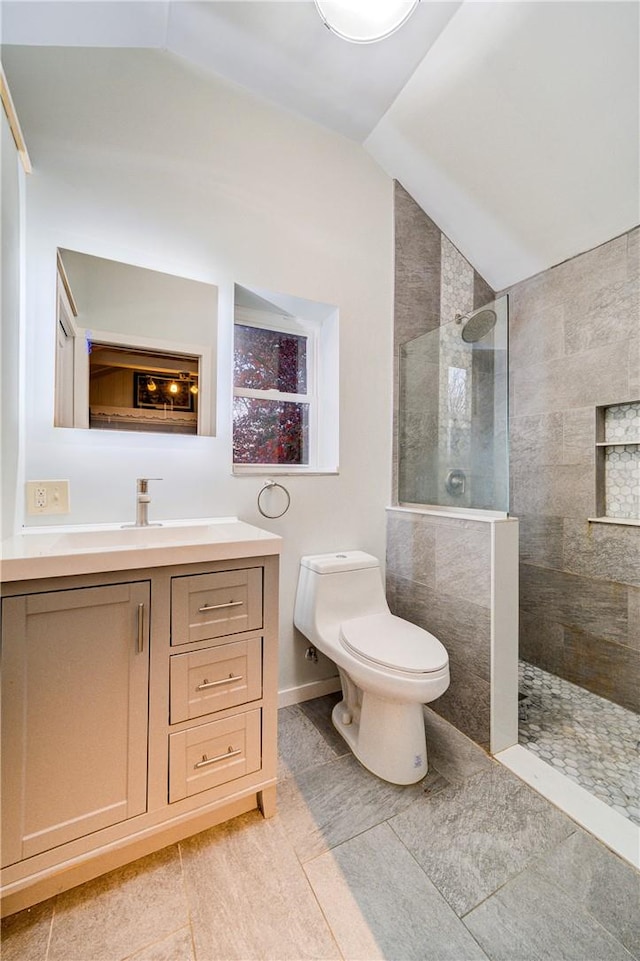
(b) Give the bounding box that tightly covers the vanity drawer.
[171,568,262,646]
[169,709,261,802]
[170,637,262,723]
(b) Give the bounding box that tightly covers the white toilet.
[294,551,450,785]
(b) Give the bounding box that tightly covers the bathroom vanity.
[0,519,280,916]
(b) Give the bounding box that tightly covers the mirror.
[55,249,218,435]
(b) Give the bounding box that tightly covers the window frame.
[233,307,319,472]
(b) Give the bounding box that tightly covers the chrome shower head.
[455,307,497,343]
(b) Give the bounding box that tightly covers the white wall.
[3,46,394,697]
[60,249,218,348]
[366,1,640,290]
[1,109,25,540]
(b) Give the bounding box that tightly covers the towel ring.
[257,480,291,519]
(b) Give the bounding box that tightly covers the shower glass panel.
[398,295,509,512]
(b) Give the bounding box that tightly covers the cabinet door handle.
[196,674,243,691]
[198,600,243,613]
[137,603,145,654]
[194,747,242,769]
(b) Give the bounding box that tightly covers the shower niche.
[398,295,509,512]
[595,400,640,521]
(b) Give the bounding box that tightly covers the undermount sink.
[1,517,282,581]
[50,518,240,552]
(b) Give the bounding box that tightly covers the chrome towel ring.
[257,479,291,519]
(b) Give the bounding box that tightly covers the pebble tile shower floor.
[519,660,640,824]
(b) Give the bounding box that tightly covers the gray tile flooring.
[519,661,640,824]
[3,693,639,961]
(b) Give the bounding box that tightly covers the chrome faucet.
[134,477,162,527]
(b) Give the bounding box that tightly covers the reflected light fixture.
[179,370,199,395]
[315,0,419,43]
[146,377,157,392]
[168,381,179,395]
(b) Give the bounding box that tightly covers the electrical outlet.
[26,480,70,515]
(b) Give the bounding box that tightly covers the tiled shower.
[389,182,639,822]
[506,228,639,716]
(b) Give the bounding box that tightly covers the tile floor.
[3,694,639,961]
[519,661,640,825]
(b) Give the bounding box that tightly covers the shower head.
[455,307,497,343]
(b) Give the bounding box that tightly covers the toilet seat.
[339,613,448,675]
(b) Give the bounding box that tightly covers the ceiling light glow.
[315,0,419,44]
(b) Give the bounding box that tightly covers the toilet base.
[331,693,428,785]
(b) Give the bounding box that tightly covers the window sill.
[588,516,640,528]
[233,466,339,477]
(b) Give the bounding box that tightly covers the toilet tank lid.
[300,551,380,574]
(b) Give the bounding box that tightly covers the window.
[233,311,316,467]
[233,287,339,474]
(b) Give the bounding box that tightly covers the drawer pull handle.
[198,600,243,613]
[195,747,242,769]
[197,674,243,691]
[137,603,145,654]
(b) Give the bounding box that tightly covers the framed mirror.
[55,249,218,436]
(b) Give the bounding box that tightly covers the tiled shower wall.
[388,184,497,747]
[386,509,493,748]
[389,183,639,745]
[504,227,639,713]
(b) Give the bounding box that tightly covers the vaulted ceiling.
[2,1,638,288]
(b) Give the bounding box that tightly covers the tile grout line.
[118,923,193,961]
[268,796,346,961]
[177,840,198,961]
[384,811,487,947]
[456,825,582,921]
[386,762,578,917]
[375,789,497,959]
[44,900,55,961]
[298,859,346,961]
[457,834,639,961]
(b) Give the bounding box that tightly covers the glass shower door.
[398,295,509,512]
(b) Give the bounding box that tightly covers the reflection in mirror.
[89,344,199,434]
[55,249,217,435]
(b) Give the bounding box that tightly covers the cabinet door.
[1,582,150,866]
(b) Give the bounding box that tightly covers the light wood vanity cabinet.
[0,551,279,916]
[1,582,150,866]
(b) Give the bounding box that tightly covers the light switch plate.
[26,480,70,515]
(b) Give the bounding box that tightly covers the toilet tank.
[294,551,390,644]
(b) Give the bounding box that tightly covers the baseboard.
[278,677,341,708]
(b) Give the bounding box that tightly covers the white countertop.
[1,517,282,582]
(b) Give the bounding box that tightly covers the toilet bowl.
[294,551,450,784]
